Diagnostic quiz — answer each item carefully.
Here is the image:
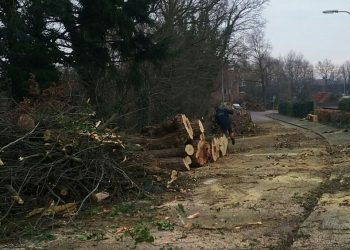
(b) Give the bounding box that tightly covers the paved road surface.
[250,110,277,123]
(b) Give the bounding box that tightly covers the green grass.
[126,223,154,245]
[23,226,56,242]
[176,203,186,216]
[155,220,175,231]
[78,230,105,241]
[191,221,201,229]
[110,203,137,217]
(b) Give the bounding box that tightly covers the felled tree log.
[141,114,194,139]
[192,139,211,167]
[129,130,192,150]
[157,156,191,171]
[185,144,195,156]
[148,144,194,158]
[211,137,220,162]
[141,120,178,137]
[178,114,193,140]
[191,119,205,139]
[218,135,228,157]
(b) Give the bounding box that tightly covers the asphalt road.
[250,110,277,123]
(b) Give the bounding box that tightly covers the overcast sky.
[263,0,350,65]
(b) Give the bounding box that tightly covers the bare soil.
[4,121,350,250]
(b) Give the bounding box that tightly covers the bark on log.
[141,120,177,137]
[157,157,191,171]
[148,144,194,158]
[192,120,205,139]
[141,114,193,139]
[129,130,192,150]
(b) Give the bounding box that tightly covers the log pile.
[306,114,319,122]
[232,109,256,135]
[136,114,230,171]
[208,107,256,136]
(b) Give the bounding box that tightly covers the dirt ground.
[4,120,350,250]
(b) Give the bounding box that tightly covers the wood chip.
[167,170,178,188]
[27,202,77,217]
[187,212,200,219]
[116,227,128,234]
[92,192,110,202]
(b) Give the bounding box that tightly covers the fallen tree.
[136,115,229,170]
[0,83,232,240]
[0,84,157,226]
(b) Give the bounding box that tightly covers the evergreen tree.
[0,0,61,100]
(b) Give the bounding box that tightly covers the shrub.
[278,102,287,115]
[316,109,332,123]
[287,102,294,116]
[316,108,350,126]
[293,101,314,118]
[330,110,342,123]
[339,98,350,112]
[278,101,314,118]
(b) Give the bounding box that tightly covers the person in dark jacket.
[215,104,235,145]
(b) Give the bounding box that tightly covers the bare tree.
[316,59,336,89]
[247,28,272,106]
[218,0,269,60]
[283,51,314,99]
[338,61,350,94]
[137,0,269,124]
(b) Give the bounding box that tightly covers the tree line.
[1,0,348,129]
[0,0,269,129]
[239,29,350,106]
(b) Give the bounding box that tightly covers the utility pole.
[322,9,350,96]
[221,67,225,102]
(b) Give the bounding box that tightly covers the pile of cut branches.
[0,82,155,227]
[208,107,256,136]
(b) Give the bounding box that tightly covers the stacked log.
[306,114,318,122]
[208,107,256,135]
[134,114,230,171]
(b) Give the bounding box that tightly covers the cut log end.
[211,138,220,162]
[185,144,195,156]
[183,156,192,171]
[194,140,211,166]
[198,120,205,133]
[181,114,194,140]
[219,135,228,157]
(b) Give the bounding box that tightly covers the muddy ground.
[3,120,350,250]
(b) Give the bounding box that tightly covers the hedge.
[339,98,350,112]
[316,109,350,125]
[278,102,287,115]
[278,101,314,118]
